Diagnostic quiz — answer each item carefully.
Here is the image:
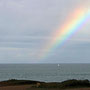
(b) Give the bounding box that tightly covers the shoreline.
[0,79,90,90]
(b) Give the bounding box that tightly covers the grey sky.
[0,0,90,63]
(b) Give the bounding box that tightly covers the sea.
[0,64,90,82]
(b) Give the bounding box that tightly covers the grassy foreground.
[0,79,90,90]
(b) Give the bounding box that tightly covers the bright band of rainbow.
[40,7,90,59]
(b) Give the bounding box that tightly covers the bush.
[61,79,90,88]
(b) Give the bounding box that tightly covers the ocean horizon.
[0,63,90,82]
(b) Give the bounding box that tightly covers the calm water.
[0,64,90,82]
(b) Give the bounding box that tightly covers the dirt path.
[0,85,32,90]
[0,85,90,90]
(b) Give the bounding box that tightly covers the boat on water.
[58,64,60,67]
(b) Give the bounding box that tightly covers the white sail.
[58,64,60,67]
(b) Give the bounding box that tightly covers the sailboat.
[58,64,60,67]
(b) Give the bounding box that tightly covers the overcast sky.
[0,0,90,63]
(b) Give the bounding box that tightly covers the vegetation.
[38,79,90,88]
[0,79,90,89]
[0,79,42,87]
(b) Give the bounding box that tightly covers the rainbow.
[40,7,90,59]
